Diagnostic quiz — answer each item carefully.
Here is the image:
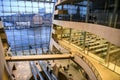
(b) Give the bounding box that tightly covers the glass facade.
[0,0,55,55]
[54,0,120,29]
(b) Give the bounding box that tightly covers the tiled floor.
[12,62,32,80]
[12,59,87,80]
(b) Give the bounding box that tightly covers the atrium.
[0,0,120,80]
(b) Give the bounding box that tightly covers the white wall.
[53,20,120,47]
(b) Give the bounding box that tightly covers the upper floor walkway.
[53,20,120,47]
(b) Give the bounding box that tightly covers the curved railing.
[51,38,70,53]
[59,43,71,52]
[76,54,102,80]
[58,41,102,80]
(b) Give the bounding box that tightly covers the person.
[47,66,49,71]
[67,64,69,70]
[63,66,65,71]
[29,45,32,49]
[12,64,16,70]
[69,51,72,54]
[69,74,73,80]
[49,69,53,75]
[37,74,40,80]
[59,64,62,68]
[12,74,15,78]
[93,15,97,24]
[81,56,84,59]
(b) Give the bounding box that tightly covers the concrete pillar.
[0,33,12,80]
[49,25,54,51]
[49,38,53,51]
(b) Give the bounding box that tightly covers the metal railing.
[76,54,102,80]
[59,41,102,80]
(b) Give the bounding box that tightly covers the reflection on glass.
[0,0,55,55]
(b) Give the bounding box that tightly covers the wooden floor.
[5,54,74,61]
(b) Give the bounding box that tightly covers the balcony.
[53,20,120,47]
[54,12,120,29]
[54,0,120,29]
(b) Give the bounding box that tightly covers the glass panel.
[0,0,55,55]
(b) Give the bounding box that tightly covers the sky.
[0,0,54,16]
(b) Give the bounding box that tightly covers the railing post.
[60,27,63,40]
[105,42,111,66]
[69,28,72,42]
[83,31,86,53]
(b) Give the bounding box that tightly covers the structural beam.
[5,54,74,61]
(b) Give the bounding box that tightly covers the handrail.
[39,61,58,80]
[33,62,44,80]
[75,54,102,80]
[59,41,102,80]
[59,44,71,52]
[39,61,53,80]
[52,38,70,53]
[29,62,38,80]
